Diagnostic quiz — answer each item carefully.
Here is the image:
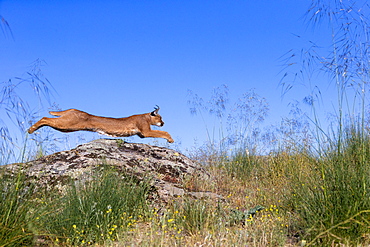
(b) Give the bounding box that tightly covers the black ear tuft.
[151,105,160,116]
[150,105,159,116]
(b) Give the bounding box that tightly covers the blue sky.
[0,1,359,153]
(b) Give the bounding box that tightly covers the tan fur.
[28,106,174,143]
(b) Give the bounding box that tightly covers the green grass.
[288,126,370,245]
[0,171,45,247]
[169,198,221,234]
[3,127,370,246]
[224,151,262,180]
[40,165,151,245]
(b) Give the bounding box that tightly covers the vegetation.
[39,166,151,245]
[1,126,370,246]
[4,133,370,246]
[0,172,44,247]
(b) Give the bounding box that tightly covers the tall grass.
[187,85,269,159]
[279,0,370,245]
[0,15,13,40]
[287,126,370,245]
[0,171,46,247]
[170,198,221,235]
[40,165,151,245]
[0,59,57,164]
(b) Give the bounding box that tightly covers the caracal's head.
[150,105,165,127]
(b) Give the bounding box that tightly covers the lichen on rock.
[2,139,220,202]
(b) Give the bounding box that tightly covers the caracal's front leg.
[140,129,174,143]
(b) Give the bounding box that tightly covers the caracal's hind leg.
[28,109,89,134]
[28,116,80,134]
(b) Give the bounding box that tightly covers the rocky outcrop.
[3,139,220,202]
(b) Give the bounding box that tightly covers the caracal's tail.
[49,109,77,116]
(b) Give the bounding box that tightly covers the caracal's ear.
[151,105,160,116]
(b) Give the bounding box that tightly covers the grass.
[39,165,152,245]
[0,171,46,247]
[288,126,370,245]
[2,125,370,246]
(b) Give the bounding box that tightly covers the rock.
[2,139,219,202]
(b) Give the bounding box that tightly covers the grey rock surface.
[3,139,219,201]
